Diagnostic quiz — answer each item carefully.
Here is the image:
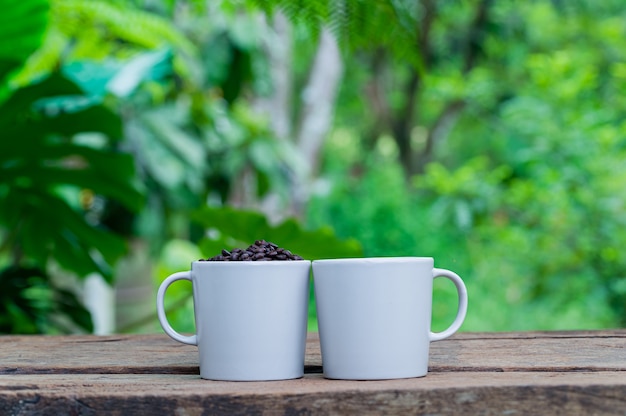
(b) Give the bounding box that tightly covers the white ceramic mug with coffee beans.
[312,257,468,380]
[157,260,311,381]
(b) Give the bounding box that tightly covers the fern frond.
[249,0,421,68]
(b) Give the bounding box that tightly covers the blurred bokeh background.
[2,0,625,335]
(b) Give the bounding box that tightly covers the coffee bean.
[201,240,305,262]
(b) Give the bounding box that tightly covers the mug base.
[200,374,304,382]
[322,372,428,381]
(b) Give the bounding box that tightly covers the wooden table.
[1,331,625,415]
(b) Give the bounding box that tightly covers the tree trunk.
[254,12,292,142]
[252,17,343,219]
[382,0,493,177]
[390,0,436,176]
[295,28,343,173]
[250,13,294,222]
[291,27,343,216]
[362,48,392,150]
[412,0,492,174]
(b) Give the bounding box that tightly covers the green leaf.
[0,266,93,334]
[0,72,142,284]
[55,288,94,332]
[191,206,362,260]
[142,110,206,171]
[62,49,174,99]
[0,72,142,211]
[0,0,50,102]
[63,60,120,97]
[40,101,123,140]
[0,0,49,59]
[0,72,86,134]
[53,0,197,56]
[2,189,128,281]
[106,49,172,98]
[221,46,253,104]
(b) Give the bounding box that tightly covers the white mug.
[156,260,311,381]
[312,257,468,380]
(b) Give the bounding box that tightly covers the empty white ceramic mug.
[156,260,311,381]
[313,257,468,380]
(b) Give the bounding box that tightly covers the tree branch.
[253,12,292,141]
[414,99,465,174]
[413,0,493,174]
[463,0,493,74]
[295,28,343,163]
[362,48,391,150]
[289,27,343,216]
[391,0,437,174]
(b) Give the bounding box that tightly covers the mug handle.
[429,268,468,342]
[156,271,197,346]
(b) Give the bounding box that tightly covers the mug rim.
[192,259,311,265]
[312,257,433,264]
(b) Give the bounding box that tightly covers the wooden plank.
[0,333,322,375]
[1,372,625,415]
[429,330,626,372]
[2,331,624,375]
[450,330,626,339]
[0,334,199,375]
[1,331,625,414]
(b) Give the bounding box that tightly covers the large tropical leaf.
[0,266,93,334]
[0,71,123,138]
[63,48,173,99]
[0,72,144,282]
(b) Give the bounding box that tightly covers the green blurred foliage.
[307,0,626,330]
[0,67,142,332]
[0,0,359,334]
[191,206,361,261]
[0,266,93,334]
[3,0,626,334]
[0,73,144,280]
[0,0,49,101]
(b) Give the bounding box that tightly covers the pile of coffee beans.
[202,240,304,261]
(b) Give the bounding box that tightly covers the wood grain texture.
[2,331,624,374]
[0,334,199,375]
[1,373,624,415]
[1,331,625,415]
[428,330,626,372]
